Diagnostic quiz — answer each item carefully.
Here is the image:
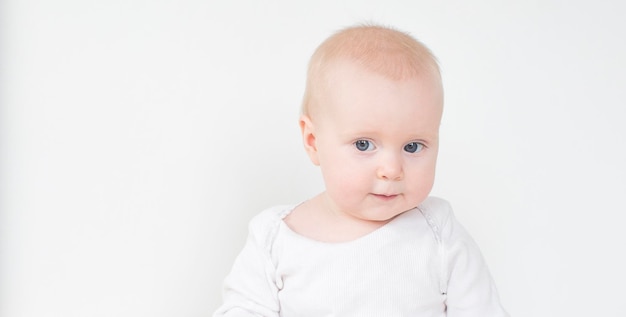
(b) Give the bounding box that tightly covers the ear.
[299,115,320,166]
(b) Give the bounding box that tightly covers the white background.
[2,1,625,316]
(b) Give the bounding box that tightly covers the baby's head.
[300,24,444,222]
[302,24,442,119]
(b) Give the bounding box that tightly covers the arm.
[213,213,281,317]
[443,214,508,316]
[421,198,509,317]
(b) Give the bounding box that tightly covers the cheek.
[406,159,437,195]
[319,153,369,192]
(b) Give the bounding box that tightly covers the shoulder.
[246,205,294,251]
[249,205,293,229]
[417,196,455,232]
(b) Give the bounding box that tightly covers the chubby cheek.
[319,154,369,199]
[406,162,437,203]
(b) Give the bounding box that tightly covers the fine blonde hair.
[301,23,441,117]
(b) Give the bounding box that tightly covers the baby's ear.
[299,115,320,166]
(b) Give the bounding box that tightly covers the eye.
[354,140,375,151]
[404,142,424,153]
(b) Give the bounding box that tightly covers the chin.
[362,208,408,223]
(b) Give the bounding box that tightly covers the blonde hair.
[301,24,441,117]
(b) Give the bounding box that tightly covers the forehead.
[319,60,443,126]
[316,62,443,133]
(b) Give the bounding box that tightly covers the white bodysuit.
[214,197,508,317]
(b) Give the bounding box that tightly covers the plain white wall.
[2,0,625,316]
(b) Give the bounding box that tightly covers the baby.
[214,24,508,316]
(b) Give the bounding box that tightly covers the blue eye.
[404,142,424,153]
[355,140,375,151]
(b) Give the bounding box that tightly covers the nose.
[376,151,404,181]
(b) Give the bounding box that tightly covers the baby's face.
[308,60,443,222]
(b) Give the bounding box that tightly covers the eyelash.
[404,142,424,153]
[354,140,375,151]
[353,140,425,153]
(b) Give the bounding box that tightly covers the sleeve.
[213,211,281,317]
[421,197,509,317]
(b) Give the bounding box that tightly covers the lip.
[371,193,399,201]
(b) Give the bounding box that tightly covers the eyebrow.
[338,130,439,141]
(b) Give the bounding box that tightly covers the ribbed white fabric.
[214,197,508,317]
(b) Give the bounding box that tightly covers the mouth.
[371,193,399,201]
